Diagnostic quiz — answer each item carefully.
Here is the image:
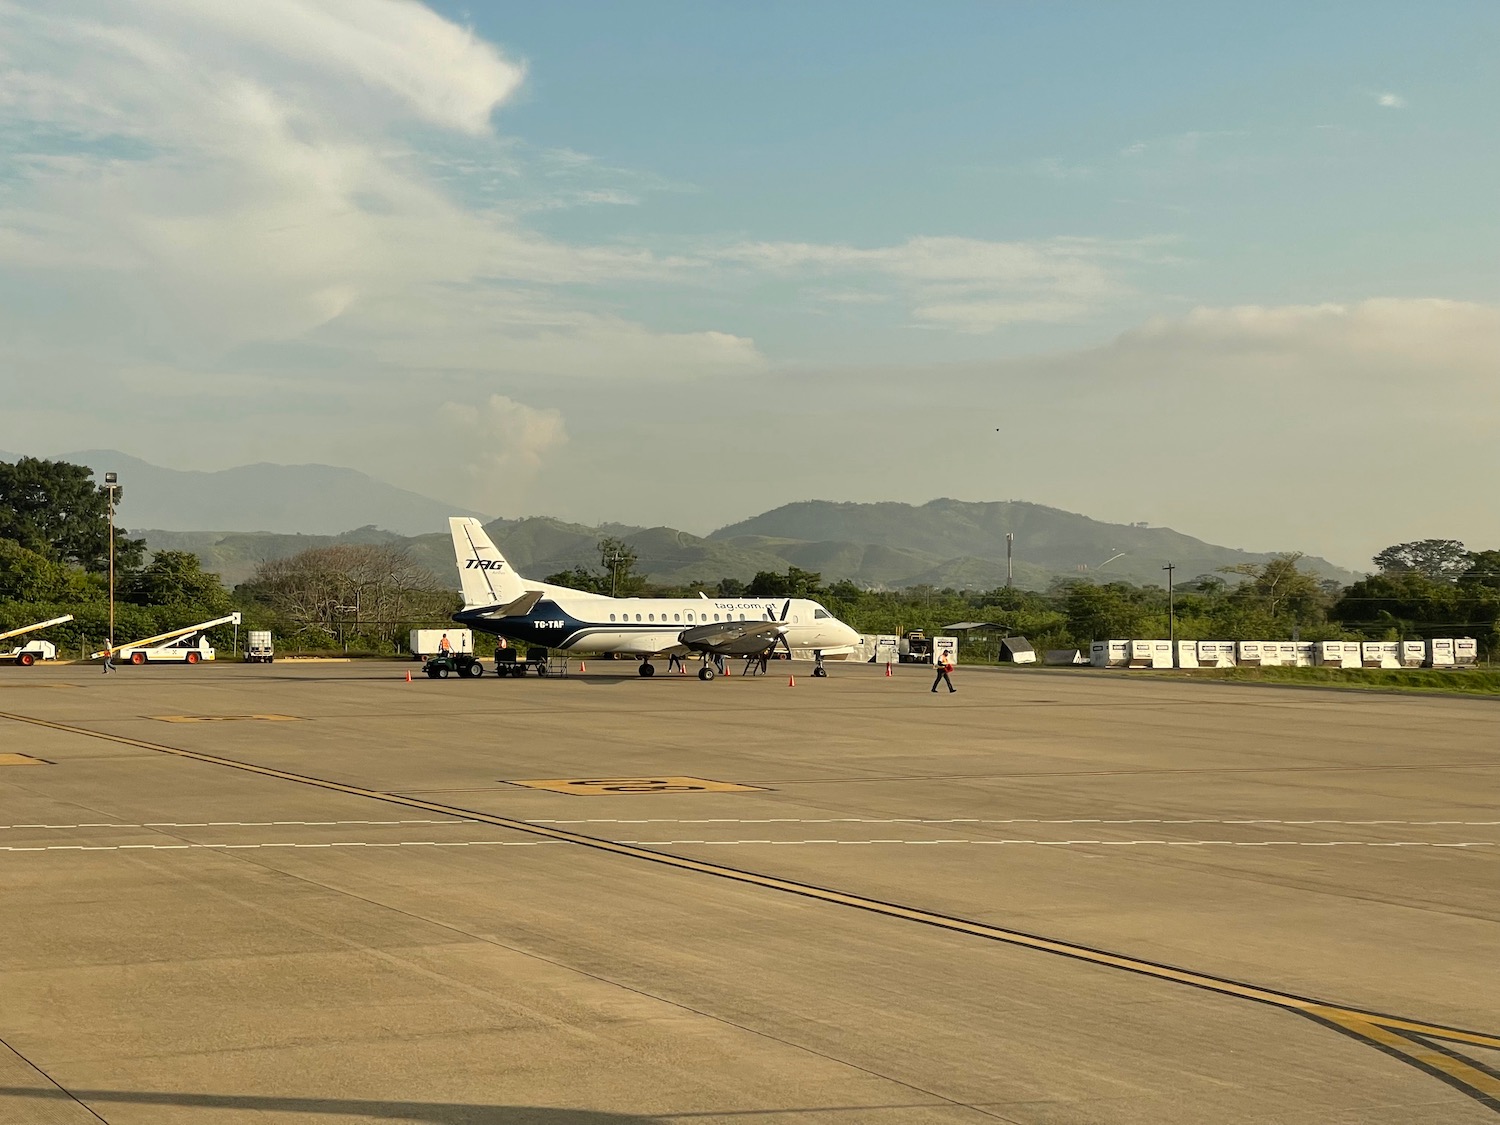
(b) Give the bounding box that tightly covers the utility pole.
[1006,532,1014,589]
[104,471,119,653]
[1162,561,1176,646]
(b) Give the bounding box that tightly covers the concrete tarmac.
[0,660,1496,1124]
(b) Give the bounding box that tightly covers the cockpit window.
[813,608,831,619]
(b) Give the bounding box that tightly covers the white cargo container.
[1149,640,1174,668]
[1361,641,1400,669]
[1236,641,1268,666]
[1317,641,1361,668]
[931,636,959,667]
[409,629,473,658]
[1290,642,1315,667]
[1091,640,1129,668]
[1196,641,1236,668]
[1175,640,1200,668]
[246,630,274,664]
[1260,643,1287,668]
[1454,637,1478,667]
[1399,640,1426,668]
[1427,638,1455,668]
[873,634,900,665]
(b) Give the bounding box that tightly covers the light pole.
[1162,561,1176,646]
[104,471,119,653]
[1005,532,1014,590]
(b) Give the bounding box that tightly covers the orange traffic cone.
[885,663,892,677]
[788,674,796,687]
[405,670,411,683]
[580,661,586,673]
[723,664,731,677]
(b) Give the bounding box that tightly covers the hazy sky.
[1,1,1496,569]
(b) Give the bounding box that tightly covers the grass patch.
[1166,665,1500,696]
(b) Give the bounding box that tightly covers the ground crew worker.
[101,638,115,675]
[667,651,684,673]
[931,656,955,693]
[438,633,452,657]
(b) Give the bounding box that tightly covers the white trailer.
[0,614,73,666]
[410,629,473,658]
[1091,640,1129,668]
[1361,642,1401,669]
[1196,641,1236,668]
[96,613,242,665]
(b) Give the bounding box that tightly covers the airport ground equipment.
[245,630,274,663]
[0,614,73,666]
[410,629,473,659]
[95,613,242,665]
[897,630,932,664]
[422,651,485,678]
[999,636,1036,664]
[1090,640,1129,668]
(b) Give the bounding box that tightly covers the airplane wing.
[679,619,785,657]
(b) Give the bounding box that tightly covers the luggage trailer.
[93,612,243,665]
[0,614,75,666]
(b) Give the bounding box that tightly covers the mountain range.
[2,449,1360,589]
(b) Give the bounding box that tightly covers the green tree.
[746,566,823,598]
[598,537,645,596]
[1063,581,1152,643]
[1373,539,1471,581]
[1219,553,1328,623]
[126,550,232,613]
[0,457,144,572]
[0,539,89,602]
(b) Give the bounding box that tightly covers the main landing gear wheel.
[638,662,655,678]
[698,666,715,680]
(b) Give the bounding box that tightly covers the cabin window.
[635,613,642,622]
[673,613,680,622]
[714,613,720,621]
[609,613,616,622]
[648,613,655,622]
[686,612,694,622]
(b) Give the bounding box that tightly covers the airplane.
[448,517,861,680]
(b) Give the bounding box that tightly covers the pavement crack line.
[4,708,1499,1116]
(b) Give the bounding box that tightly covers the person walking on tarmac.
[931,656,955,693]
[666,651,684,674]
[101,638,115,675]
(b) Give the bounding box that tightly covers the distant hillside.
[0,449,487,536]
[710,498,1360,586]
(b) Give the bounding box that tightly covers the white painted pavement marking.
[7,838,1495,853]
[0,822,457,831]
[5,817,1496,831]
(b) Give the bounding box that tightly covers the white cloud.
[0,0,751,379]
[1374,91,1407,109]
[438,394,568,512]
[721,235,1153,332]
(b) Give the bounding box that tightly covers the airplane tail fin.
[449,517,527,609]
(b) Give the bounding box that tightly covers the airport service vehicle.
[898,630,934,664]
[421,651,485,679]
[448,518,860,681]
[94,613,242,665]
[245,630,274,663]
[409,629,473,659]
[0,614,73,666]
